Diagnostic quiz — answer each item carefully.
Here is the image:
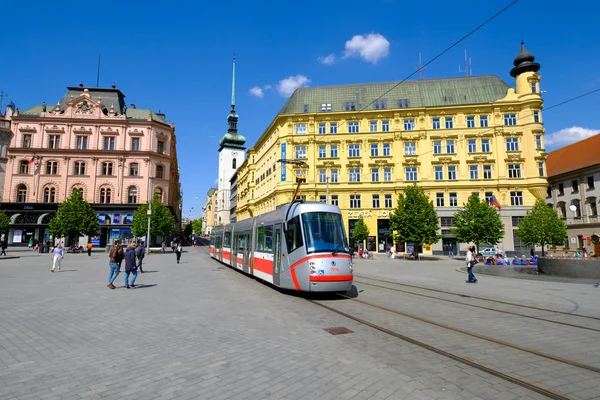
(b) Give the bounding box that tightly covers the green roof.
[278,75,510,115]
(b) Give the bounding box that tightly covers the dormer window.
[531,81,537,93]
[303,104,309,113]
[344,101,356,111]
[374,99,386,109]
[321,103,332,112]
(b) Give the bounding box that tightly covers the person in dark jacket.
[135,241,145,273]
[124,243,138,289]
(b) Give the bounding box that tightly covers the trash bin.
[42,244,49,253]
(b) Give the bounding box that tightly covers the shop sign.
[348,210,391,218]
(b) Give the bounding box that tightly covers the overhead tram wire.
[334,0,520,131]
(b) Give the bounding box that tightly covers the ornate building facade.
[201,187,218,235]
[1,84,181,246]
[236,43,547,255]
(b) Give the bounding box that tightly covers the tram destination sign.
[347,211,391,218]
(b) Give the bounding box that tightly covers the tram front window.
[301,212,349,254]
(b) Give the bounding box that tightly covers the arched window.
[16,184,27,203]
[232,158,236,169]
[129,163,139,176]
[100,188,111,204]
[128,186,137,204]
[43,187,56,203]
[72,188,83,197]
[156,165,164,178]
[154,188,163,203]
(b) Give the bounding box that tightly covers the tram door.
[243,233,251,274]
[273,225,282,286]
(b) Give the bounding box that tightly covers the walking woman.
[124,243,138,289]
[175,242,182,264]
[51,243,64,272]
[465,246,478,283]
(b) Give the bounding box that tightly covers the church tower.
[216,58,246,225]
[510,41,541,95]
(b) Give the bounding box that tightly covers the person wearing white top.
[51,243,64,272]
[465,246,477,283]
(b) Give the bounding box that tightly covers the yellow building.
[201,187,218,235]
[237,43,547,255]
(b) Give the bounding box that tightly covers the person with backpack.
[135,241,145,273]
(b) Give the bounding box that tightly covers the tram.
[209,202,353,292]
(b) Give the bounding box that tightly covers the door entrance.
[243,234,250,273]
[273,225,281,286]
[442,238,457,256]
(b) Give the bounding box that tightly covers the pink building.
[1,85,181,246]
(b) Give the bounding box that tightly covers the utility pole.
[146,179,152,255]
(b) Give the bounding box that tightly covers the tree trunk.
[541,244,545,257]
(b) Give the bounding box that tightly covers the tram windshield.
[301,212,349,254]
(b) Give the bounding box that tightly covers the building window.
[370,144,379,157]
[535,135,542,149]
[533,111,540,123]
[480,115,488,127]
[295,124,307,135]
[303,104,309,113]
[349,168,361,182]
[154,188,164,203]
[571,180,579,193]
[130,163,139,176]
[434,166,443,180]
[330,122,337,134]
[156,165,164,178]
[481,139,490,153]
[449,192,458,207]
[383,143,391,156]
[295,146,307,159]
[330,145,338,158]
[587,176,595,190]
[76,135,88,150]
[404,142,416,155]
[330,169,338,183]
[382,120,390,132]
[508,164,522,179]
[370,121,378,132]
[100,188,112,204]
[43,187,56,203]
[436,193,444,207]
[16,184,27,203]
[466,116,475,128]
[558,183,564,196]
[383,168,392,182]
[103,136,115,150]
[445,117,453,129]
[538,162,544,177]
[485,192,494,204]
[48,135,60,149]
[19,160,29,174]
[348,144,360,157]
[589,199,598,216]
[433,141,441,154]
[318,123,326,134]
[506,137,519,151]
[469,165,479,180]
[372,194,380,208]
[350,194,361,209]
[468,140,476,153]
[374,99,386,109]
[73,161,86,176]
[158,141,166,154]
[406,167,417,181]
[46,161,58,175]
[432,118,441,129]
[131,137,140,151]
[446,140,455,154]
[404,119,415,131]
[504,113,517,126]
[398,98,410,108]
[448,166,457,180]
[331,195,338,206]
[483,165,492,179]
[23,134,32,148]
[348,122,359,133]
[319,169,327,183]
[546,187,552,199]
[318,146,326,158]
[102,162,113,176]
[321,103,332,112]
[232,158,237,169]
[345,101,356,111]
[371,168,379,182]
[510,191,523,206]
[127,186,137,204]
[531,81,537,93]
[318,195,326,203]
[384,194,392,208]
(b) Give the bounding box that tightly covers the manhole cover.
[324,327,353,335]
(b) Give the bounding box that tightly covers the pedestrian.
[175,242,182,264]
[135,241,145,273]
[448,244,454,257]
[87,241,93,256]
[28,237,33,249]
[171,240,176,253]
[107,240,122,289]
[465,246,477,283]
[530,248,535,258]
[124,243,138,289]
[51,243,64,272]
[161,241,166,254]
[0,240,7,256]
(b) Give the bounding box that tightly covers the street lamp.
[146,177,153,256]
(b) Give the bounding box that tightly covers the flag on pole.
[27,155,35,165]
[489,194,502,211]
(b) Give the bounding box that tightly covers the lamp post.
[146,178,152,256]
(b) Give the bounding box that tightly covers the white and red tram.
[209,202,353,292]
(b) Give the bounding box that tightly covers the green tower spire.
[231,55,236,109]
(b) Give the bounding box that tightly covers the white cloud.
[318,54,336,65]
[545,126,599,149]
[264,84,272,90]
[277,75,311,97]
[249,86,264,98]
[343,33,390,64]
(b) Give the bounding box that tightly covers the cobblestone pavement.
[0,248,596,399]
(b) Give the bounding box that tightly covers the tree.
[131,196,175,242]
[452,193,504,252]
[351,217,369,248]
[48,190,100,242]
[390,185,440,248]
[517,199,567,256]
[0,211,10,235]
[191,218,203,235]
[183,222,193,237]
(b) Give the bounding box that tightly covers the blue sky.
[1,0,599,219]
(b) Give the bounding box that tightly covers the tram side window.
[255,225,273,252]
[285,216,303,253]
[224,232,231,247]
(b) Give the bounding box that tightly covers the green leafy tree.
[390,185,440,248]
[183,222,193,237]
[132,196,175,242]
[48,190,100,242]
[452,193,504,252]
[351,217,369,248]
[517,199,567,256]
[191,218,203,235]
[0,211,11,235]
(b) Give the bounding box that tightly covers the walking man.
[0,240,7,256]
[135,241,145,273]
[175,242,182,264]
[107,240,123,289]
[87,241,93,256]
[124,243,138,289]
[448,244,454,257]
